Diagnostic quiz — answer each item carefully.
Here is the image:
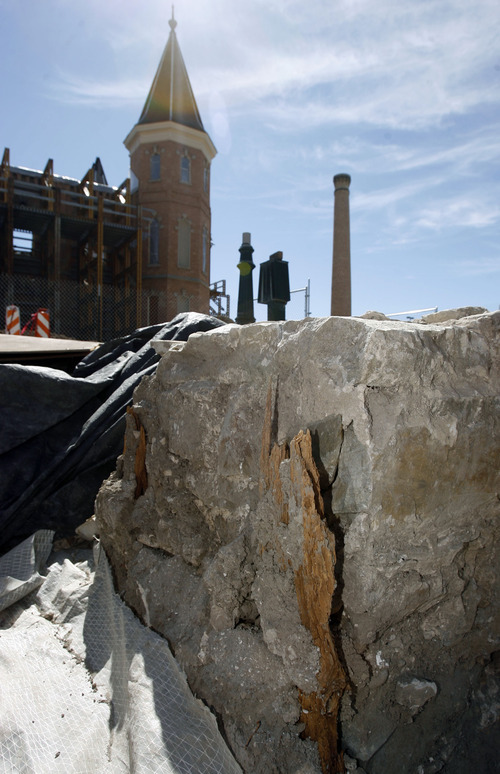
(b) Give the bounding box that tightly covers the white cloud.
[415,198,500,230]
[362,132,500,174]
[455,257,500,276]
[48,71,147,106]
[48,0,500,134]
[353,177,446,213]
[194,0,500,131]
[292,127,500,180]
[253,73,498,132]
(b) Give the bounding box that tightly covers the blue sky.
[1,0,499,320]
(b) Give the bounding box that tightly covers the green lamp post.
[235,232,256,325]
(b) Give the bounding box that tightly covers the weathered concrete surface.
[96,310,500,773]
[421,305,488,324]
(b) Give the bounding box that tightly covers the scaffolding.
[0,149,154,341]
[209,279,230,319]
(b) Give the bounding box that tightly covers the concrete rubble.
[96,309,500,773]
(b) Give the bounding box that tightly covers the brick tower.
[330,173,351,317]
[124,11,216,323]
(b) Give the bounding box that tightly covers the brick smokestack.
[330,173,351,316]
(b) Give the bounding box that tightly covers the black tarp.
[0,313,225,555]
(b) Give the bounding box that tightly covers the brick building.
[125,12,216,324]
[0,12,220,340]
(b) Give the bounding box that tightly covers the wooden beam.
[97,196,104,340]
[136,206,143,328]
[43,159,54,212]
[1,147,10,171]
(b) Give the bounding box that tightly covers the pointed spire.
[138,11,205,132]
[169,5,177,31]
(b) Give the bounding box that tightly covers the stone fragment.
[343,752,358,770]
[421,306,488,323]
[342,704,398,762]
[75,514,98,541]
[358,310,389,320]
[395,677,438,714]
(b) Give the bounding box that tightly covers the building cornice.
[124,121,217,163]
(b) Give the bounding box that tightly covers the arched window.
[149,219,159,265]
[177,218,191,268]
[202,226,208,274]
[180,155,190,184]
[150,153,160,181]
[203,166,209,193]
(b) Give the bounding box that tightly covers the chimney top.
[333,173,351,190]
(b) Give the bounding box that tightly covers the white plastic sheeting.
[0,534,241,774]
[0,531,54,613]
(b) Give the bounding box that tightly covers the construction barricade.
[35,308,50,338]
[5,305,21,335]
[16,308,51,337]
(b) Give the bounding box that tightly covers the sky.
[1,0,499,321]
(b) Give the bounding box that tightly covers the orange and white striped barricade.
[5,305,21,335]
[35,308,50,338]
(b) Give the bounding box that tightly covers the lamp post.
[235,232,256,325]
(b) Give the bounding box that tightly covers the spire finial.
[169,5,177,30]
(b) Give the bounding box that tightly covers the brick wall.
[132,138,212,319]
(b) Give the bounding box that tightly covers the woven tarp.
[0,533,241,774]
[0,313,225,555]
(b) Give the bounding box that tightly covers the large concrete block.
[96,310,500,773]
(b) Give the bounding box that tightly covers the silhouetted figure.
[258,251,290,321]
